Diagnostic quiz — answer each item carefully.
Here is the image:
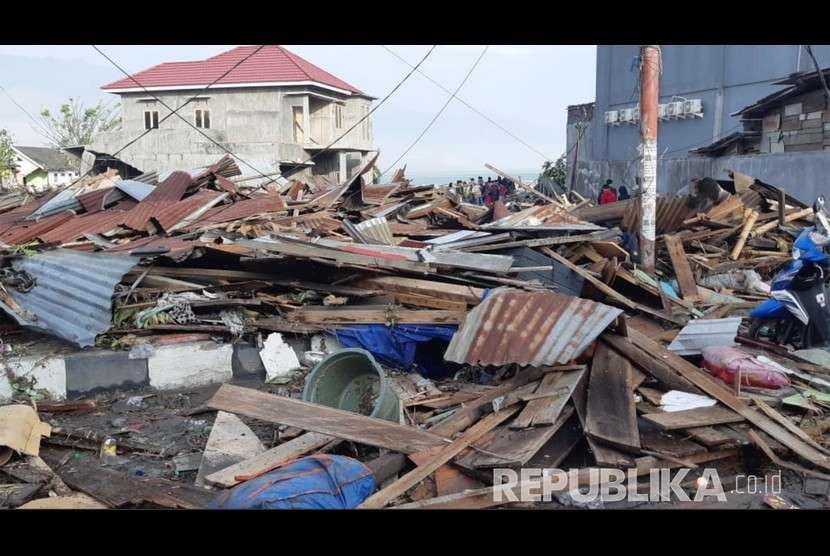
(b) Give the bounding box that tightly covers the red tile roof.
[101,45,365,95]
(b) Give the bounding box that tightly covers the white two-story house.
[88,45,376,183]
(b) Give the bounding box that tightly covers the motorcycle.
[748,195,830,350]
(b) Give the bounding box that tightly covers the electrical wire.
[0,84,65,146]
[95,44,437,187]
[379,46,488,177]
[380,45,552,163]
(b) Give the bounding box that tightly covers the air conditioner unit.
[665,101,684,119]
[658,104,668,120]
[684,99,703,117]
[618,108,631,123]
[632,106,640,122]
[604,110,619,125]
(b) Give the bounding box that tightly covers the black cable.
[804,45,830,101]
[0,84,64,146]
[53,44,269,191]
[92,44,274,182]
[380,45,551,163]
[96,44,437,188]
[379,46,488,177]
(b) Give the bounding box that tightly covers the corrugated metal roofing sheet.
[194,193,287,226]
[39,211,128,244]
[483,204,602,232]
[115,180,155,201]
[444,287,622,367]
[622,195,695,234]
[0,249,140,346]
[152,190,225,231]
[140,171,192,204]
[667,317,741,356]
[0,211,75,246]
[76,186,115,214]
[27,189,83,220]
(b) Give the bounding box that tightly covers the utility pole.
[639,45,660,273]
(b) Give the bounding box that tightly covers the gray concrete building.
[88,45,376,183]
[567,45,830,202]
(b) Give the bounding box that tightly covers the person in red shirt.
[597,179,618,205]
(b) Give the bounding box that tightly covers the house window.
[144,110,159,130]
[334,104,343,129]
[196,109,211,129]
[292,106,305,143]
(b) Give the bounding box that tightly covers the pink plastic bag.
[701,346,791,389]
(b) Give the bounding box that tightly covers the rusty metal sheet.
[444,287,622,367]
[195,193,287,225]
[141,170,193,204]
[0,192,57,224]
[39,211,128,244]
[151,190,225,231]
[622,195,695,234]
[106,235,202,261]
[0,211,76,246]
[483,204,602,232]
[362,182,403,206]
[76,186,115,214]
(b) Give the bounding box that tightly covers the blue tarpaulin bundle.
[207,454,375,510]
[335,324,457,378]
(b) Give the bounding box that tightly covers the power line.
[283,45,438,182]
[380,46,488,177]
[0,84,64,146]
[52,44,269,192]
[381,45,553,163]
[95,44,437,188]
[91,44,276,183]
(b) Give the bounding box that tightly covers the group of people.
[596,179,631,205]
[447,176,516,206]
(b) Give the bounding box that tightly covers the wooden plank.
[601,334,703,394]
[528,369,584,427]
[584,343,641,452]
[685,426,736,447]
[642,406,744,430]
[754,400,830,456]
[624,327,830,471]
[208,384,447,454]
[571,365,634,467]
[730,209,759,259]
[359,405,521,508]
[540,246,685,326]
[204,432,335,488]
[429,368,545,438]
[664,234,699,301]
[357,276,484,304]
[457,406,575,469]
[462,230,617,253]
[393,449,739,509]
[391,292,467,311]
[589,240,629,260]
[288,307,464,325]
[434,465,485,496]
[510,373,561,429]
[639,418,706,457]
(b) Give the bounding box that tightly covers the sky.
[0,45,597,177]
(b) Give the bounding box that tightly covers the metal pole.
[639,45,660,273]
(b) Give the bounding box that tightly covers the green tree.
[540,155,567,187]
[38,97,120,147]
[0,129,17,179]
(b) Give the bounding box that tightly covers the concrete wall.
[572,150,830,203]
[90,85,375,177]
[592,45,830,162]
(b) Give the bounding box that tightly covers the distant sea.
[407,171,540,186]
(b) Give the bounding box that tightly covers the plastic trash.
[701,346,791,389]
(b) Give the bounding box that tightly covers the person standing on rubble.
[471,180,483,205]
[618,184,630,200]
[597,179,618,205]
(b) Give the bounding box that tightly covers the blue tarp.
[335,324,457,378]
[207,454,375,510]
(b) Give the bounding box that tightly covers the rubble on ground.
[0,156,828,509]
